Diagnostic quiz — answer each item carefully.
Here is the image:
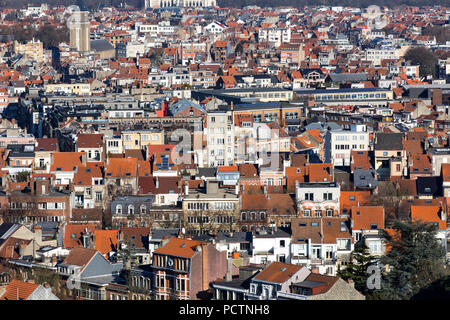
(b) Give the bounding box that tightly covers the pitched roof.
[94,230,118,255]
[411,205,446,230]
[351,206,385,230]
[120,227,149,250]
[292,217,352,244]
[138,176,181,194]
[153,237,208,258]
[105,158,137,177]
[62,247,97,267]
[35,138,58,152]
[296,273,339,294]
[63,223,97,248]
[77,134,103,149]
[0,280,40,300]
[253,262,302,283]
[50,152,85,172]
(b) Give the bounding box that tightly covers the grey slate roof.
[375,132,403,150]
[169,99,206,116]
[197,167,217,178]
[353,169,378,189]
[327,73,368,83]
[91,39,114,52]
[150,228,180,241]
[217,232,252,243]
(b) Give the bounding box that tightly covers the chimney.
[432,89,442,106]
[201,243,209,291]
[235,184,239,195]
[161,235,170,247]
[185,183,189,196]
[226,258,233,281]
[155,177,159,189]
[33,225,42,242]
[311,267,319,274]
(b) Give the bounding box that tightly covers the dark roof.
[91,39,114,52]
[217,232,252,243]
[416,176,442,196]
[0,223,17,240]
[375,132,403,150]
[326,73,368,83]
[353,169,378,189]
[150,228,179,241]
[197,167,216,178]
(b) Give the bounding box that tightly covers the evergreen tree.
[337,243,377,295]
[376,219,447,300]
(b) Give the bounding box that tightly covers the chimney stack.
[201,243,209,291]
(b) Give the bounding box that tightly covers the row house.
[2,178,72,224]
[152,237,227,300]
[111,195,155,229]
[296,182,341,218]
[73,163,105,209]
[290,217,354,276]
[183,181,240,235]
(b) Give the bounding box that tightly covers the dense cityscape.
[0,1,448,301]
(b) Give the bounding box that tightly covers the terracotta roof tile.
[0,280,40,300]
[153,237,208,258]
[253,262,302,283]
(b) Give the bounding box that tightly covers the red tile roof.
[0,280,40,300]
[253,262,302,283]
[351,206,385,230]
[153,237,208,258]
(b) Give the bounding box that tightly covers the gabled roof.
[253,262,302,284]
[169,99,206,116]
[95,230,118,255]
[351,206,385,230]
[292,217,352,244]
[77,134,103,149]
[62,247,97,267]
[294,273,339,295]
[153,237,208,258]
[35,138,58,152]
[411,205,446,230]
[63,223,97,248]
[0,280,40,300]
[50,152,85,172]
[105,158,137,178]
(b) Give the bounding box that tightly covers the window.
[326,209,333,217]
[303,209,311,217]
[96,192,102,201]
[280,240,285,248]
[369,241,382,253]
[323,193,332,201]
[116,205,122,215]
[140,205,146,215]
[337,238,351,250]
[128,205,134,215]
[315,210,322,217]
[305,193,314,201]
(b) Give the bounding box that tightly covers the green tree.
[337,243,377,295]
[404,47,437,78]
[181,83,192,90]
[15,171,30,183]
[376,219,447,300]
